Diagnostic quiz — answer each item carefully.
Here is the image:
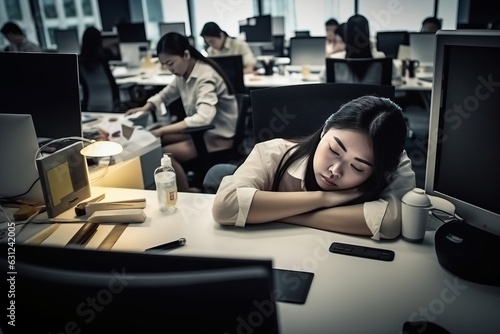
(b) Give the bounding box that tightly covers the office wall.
[98,0,131,31]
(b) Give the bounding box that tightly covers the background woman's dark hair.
[272,95,407,204]
[200,22,229,38]
[157,32,235,94]
[344,14,373,58]
[80,27,105,59]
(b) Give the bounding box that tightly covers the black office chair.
[208,55,246,94]
[181,93,251,188]
[325,57,393,86]
[78,57,143,113]
[251,83,395,142]
[376,30,409,59]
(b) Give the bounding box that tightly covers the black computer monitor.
[0,52,82,140]
[54,28,80,53]
[239,15,273,43]
[101,32,122,61]
[116,22,147,42]
[0,243,279,334]
[159,22,186,37]
[426,30,500,285]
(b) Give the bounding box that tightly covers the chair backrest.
[376,31,409,58]
[208,55,246,94]
[78,57,119,112]
[251,83,395,142]
[325,57,393,85]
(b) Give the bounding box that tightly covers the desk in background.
[17,187,500,334]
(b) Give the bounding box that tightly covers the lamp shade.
[80,141,123,157]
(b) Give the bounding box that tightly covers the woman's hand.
[125,106,147,116]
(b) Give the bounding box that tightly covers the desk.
[17,187,500,334]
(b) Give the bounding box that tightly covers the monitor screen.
[272,16,285,36]
[159,22,186,37]
[239,15,272,43]
[116,22,147,43]
[0,52,82,140]
[409,32,436,67]
[3,243,279,333]
[425,30,500,236]
[0,114,44,204]
[289,37,326,66]
[101,32,121,61]
[54,28,80,53]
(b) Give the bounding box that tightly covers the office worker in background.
[200,22,256,74]
[1,22,40,52]
[80,27,113,59]
[325,18,344,56]
[420,16,442,33]
[318,15,389,82]
[126,32,238,192]
[213,96,415,240]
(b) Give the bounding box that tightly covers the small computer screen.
[239,15,273,43]
[54,28,80,53]
[409,32,436,67]
[0,114,44,204]
[0,52,82,140]
[116,22,148,43]
[272,16,285,36]
[159,22,186,37]
[289,37,326,66]
[101,32,122,61]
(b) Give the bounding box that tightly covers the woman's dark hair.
[272,95,407,204]
[1,22,24,36]
[334,23,346,43]
[80,27,105,59]
[344,14,373,58]
[157,32,234,94]
[200,22,229,38]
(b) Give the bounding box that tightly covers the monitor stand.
[435,220,500,286]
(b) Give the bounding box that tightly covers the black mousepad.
[273,269,314,304]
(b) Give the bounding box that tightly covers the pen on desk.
[145,237,186,251]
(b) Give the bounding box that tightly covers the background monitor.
[239,15,272,43]
[54,28,80,53]
[425,30,500,237]
[159,22,186,37]
[272,16,285,36]
[0,52,82,141]
[2,243,279,333]
[0,114,44,204]
[101,32,122,61]
[409,32,436,67]
[116,22,147,43]
[289,37,326,66]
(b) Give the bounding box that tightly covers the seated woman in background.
[200,22,256,74]
[1,21,40,52]
[212,96,416,240]
[126,32,238,192]
[319,14,398,83]
[80,27,113,60]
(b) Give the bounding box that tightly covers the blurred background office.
[0,0,498,55]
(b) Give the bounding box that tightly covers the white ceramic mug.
[401,188,432,243]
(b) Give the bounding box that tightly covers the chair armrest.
[181,125,215,134]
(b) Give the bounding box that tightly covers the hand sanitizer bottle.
[154,154,178,213]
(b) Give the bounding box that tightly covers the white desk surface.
[16,187,500,334]
[112,64,432,91]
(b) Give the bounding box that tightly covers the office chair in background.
[182,93,251,189]
[376,30,409,59]
[208,55,246,94]
[325,57,393,86]
[78,57,144,113]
